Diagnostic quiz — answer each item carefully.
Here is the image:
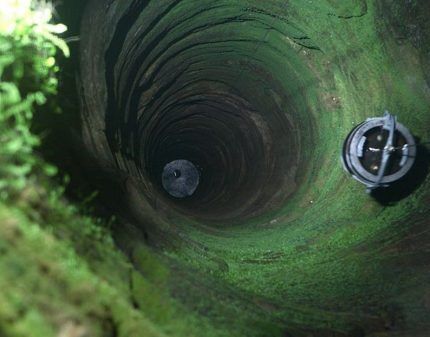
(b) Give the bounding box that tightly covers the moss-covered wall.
[1,1,430,337]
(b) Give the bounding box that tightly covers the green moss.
[141,0,430,334]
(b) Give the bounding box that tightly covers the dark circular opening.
[79,1,314,224]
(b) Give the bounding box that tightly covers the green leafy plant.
[0,0,69,199]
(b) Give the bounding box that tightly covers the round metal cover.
[162,160,200,198]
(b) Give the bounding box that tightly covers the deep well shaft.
[73,1,430,336]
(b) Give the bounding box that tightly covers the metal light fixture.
[342,111,416,192]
